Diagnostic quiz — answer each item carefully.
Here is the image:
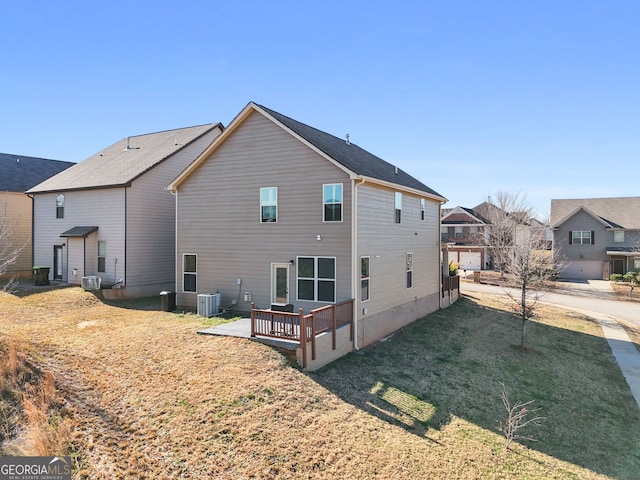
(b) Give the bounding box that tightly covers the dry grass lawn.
[1,286,640,479]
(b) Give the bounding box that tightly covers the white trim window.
[56,194,65,219]
[360,256,370,302]
[406,252,413,288]
[420,198,426,221]
[98,241,106,273]
[635,258,640,269]
[395,192,402,224]
[614,231,625,243]
[183,253,197,293]
[323,183,343,222]
[260,187,278,223]
[297,256,336,303]
[571,230,593,245]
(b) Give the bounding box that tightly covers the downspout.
[352,177,366,350]
[171,188,178,298]
[123,187,127,285]
[439,201,443,309]
[27,193,34,272]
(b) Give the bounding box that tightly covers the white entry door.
[271,263,289,305]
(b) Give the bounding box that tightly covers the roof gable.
[27,124,222,194]
[169,102,445,201]
[550,197,640,229]
[441,206,487,224]
[0,153,74,192]
[256,104,444,198]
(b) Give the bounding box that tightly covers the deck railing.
[251,299,354,368]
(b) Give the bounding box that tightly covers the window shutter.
[591,231,595,244]
[568,231,572,245]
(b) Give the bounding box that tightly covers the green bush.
[610,274,623,282]
[623,271,638,282]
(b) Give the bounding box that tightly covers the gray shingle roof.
[550,197,640,229]
[60,226,99,237]
[0,153,74,192]
[257,104,444,199]
[27,124,221,193]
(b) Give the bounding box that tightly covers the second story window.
[394,192,402,224]
[614,231,625,243]
[323,183,343,222]
[56,194,65,219]
[260,187,277,223]
[455,226,463,238]
[570,230,593,245]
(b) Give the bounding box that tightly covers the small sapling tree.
[498,382,545,450]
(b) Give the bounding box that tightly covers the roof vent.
[123,137,139,151]
[395,166,398,175]
[345,134,350,145]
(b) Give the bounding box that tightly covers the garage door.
[562,261,604,280]
[459,252,482,270]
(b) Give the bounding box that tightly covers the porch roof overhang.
[60,226,99,238]
[606,247,639,257]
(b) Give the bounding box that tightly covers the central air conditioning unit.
[197,293,221,317]
[82,276,102,291]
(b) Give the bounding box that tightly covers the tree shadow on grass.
[311,295,640,479]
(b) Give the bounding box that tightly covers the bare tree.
[479,192,564,349]
[474,191,535,274]
[0,201,24,284]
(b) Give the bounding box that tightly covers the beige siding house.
[27,124,223,298]
[1,154,74,279]
[168,102,447,350]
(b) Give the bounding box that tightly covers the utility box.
[197,293,221,317]
[160,291,176,312]
[32,266,50,286]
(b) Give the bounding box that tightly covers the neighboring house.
[26,124,223,298]
[0,153,74,279]
[441,205,490,270]
[168,102,447,351]
[550,197,640,279]
[441,201,549,272]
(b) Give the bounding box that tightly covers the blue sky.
[2,1,639,218]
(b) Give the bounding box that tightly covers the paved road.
[461,280,640,328]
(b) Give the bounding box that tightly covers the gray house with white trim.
[168,102,447,349]
[550,197,640,279]
[27,124,222,298]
